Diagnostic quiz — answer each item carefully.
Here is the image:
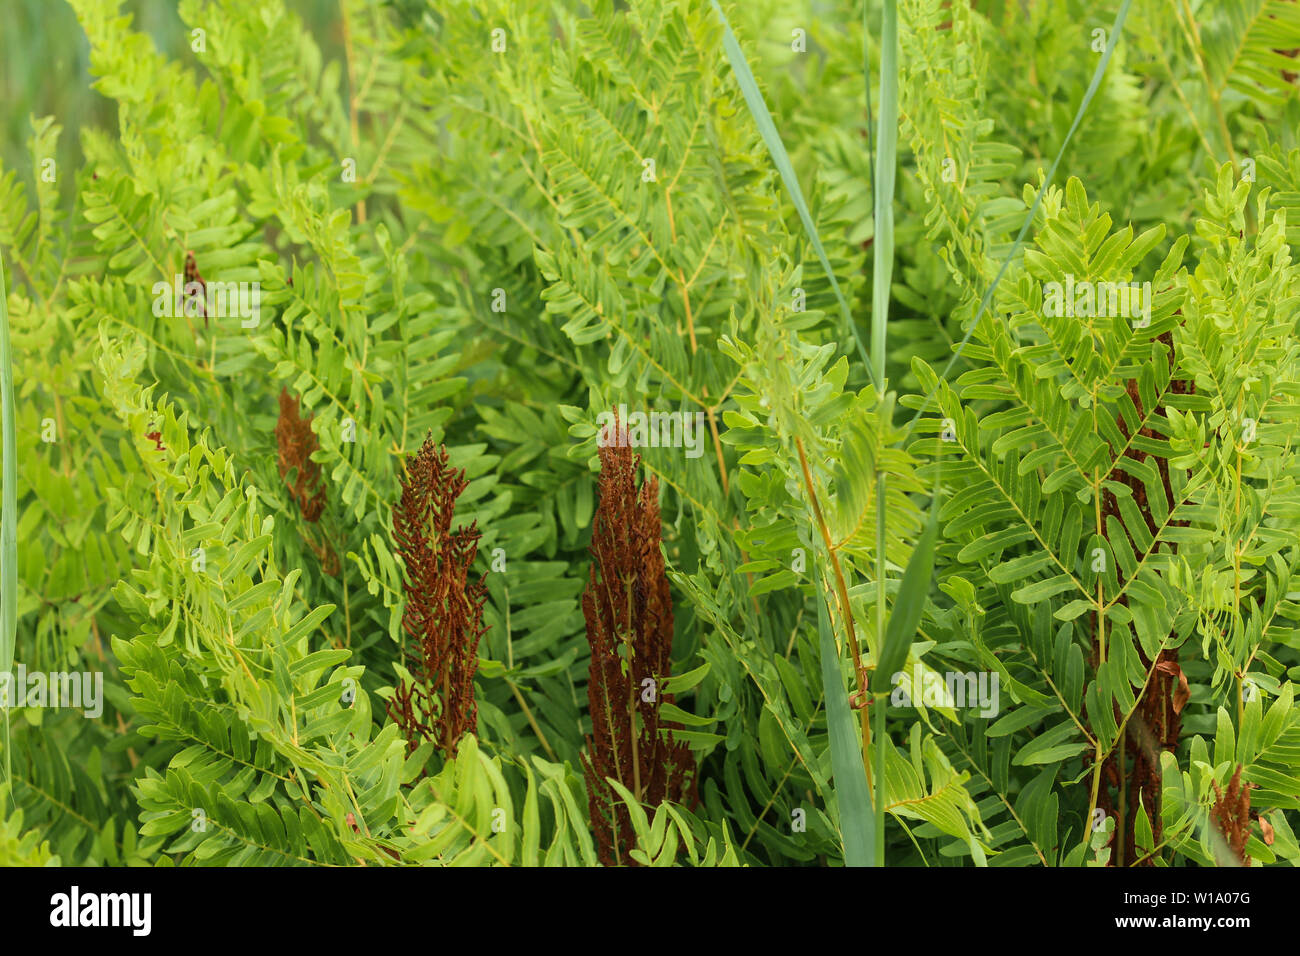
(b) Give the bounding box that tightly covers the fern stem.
[664,185,729,493]
[624,575,641,805]
[342,542,352,648]
[1117,731,1127,867]
[1172,0,1237,169]
[1094,465,1106,664]
[795,436,871,777]
[339,0,367,224]
[664,189,698,355]
[704,400,729,496]
[1083,742,1105,863]
[1150,40,1217,162]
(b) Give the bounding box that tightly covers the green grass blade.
[870,0,897,389]
[873,670,887,866]
[817,591,874,866]
[871,498,939,693]
[862,0,876,192]
[0,252,14,804]
[901,0,1135,438]
[709,0,876,388]
[867,0,901,868]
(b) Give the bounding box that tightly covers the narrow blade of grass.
[862,0,876,192]
[709,0,876,388]
[868,0,900,868]
[871,498,939,693]
[873,667,887,866]
[870,0,898,389]
[818,591,874,866]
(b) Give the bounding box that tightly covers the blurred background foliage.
[1,0,344,195]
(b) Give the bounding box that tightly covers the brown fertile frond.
[581,414,698,867]
[388,434,487,761]
[1093,329,1194,866]
[1211,765,1252,866]
[275,388,327,522]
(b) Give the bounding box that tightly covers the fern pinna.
[582,420,697,866]
[388,436,487,759]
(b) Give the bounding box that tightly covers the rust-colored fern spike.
[388,434,487,760]
[275,389,338,574]
[275,388,327,522]
[1211,764,1252,866]
[582,415,697,866]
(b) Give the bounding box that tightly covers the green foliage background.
[1,0,1299,866]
